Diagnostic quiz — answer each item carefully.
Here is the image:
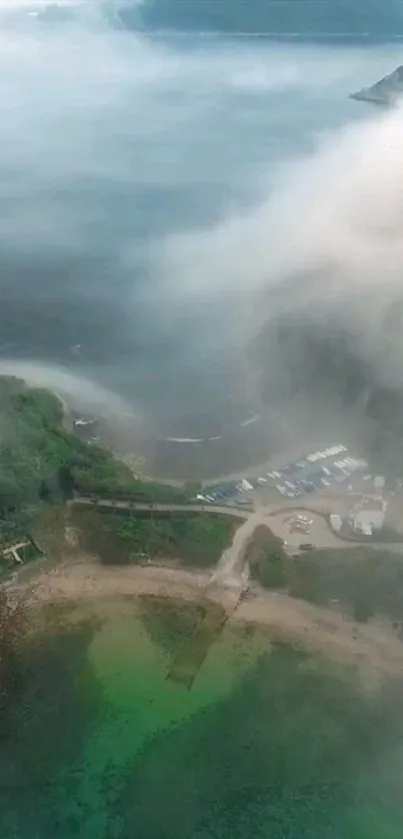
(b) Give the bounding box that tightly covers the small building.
[374,476,385,490]
[359,522,373,537]
[330,513,343,533]
[352,495,386,534]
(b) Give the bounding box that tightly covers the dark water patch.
[0,607,103,839]
[236,620,257,641]
[0,589,27,719]
[138,595,205,658]
[139,594,229,689]
[113,645,403,839]
[167,600,228,689]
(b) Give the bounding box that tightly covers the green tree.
[254,551,287,589]
[353,598,374,623]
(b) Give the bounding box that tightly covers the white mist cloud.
[0,15,396,259]
[154,96,403,390]
[0,359,134,420]
[1,8,403,444]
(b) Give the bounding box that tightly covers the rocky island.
[350,64,403,107]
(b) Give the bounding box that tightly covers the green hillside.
[0,376,185,547]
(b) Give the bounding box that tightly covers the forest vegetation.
[0,376,190,549]
[72,509,235,568]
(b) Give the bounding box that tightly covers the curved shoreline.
[44,379,330,488]
[125,440,328,488]
[20,557,403,683]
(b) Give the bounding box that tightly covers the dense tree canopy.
[74,510,235,567]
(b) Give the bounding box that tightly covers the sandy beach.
[17,556,403,684]
[23,557,210,605]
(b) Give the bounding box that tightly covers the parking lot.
[197,444,369,508]
[263,444,369,500]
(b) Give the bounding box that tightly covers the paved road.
[71,496,403,554]
[72,497,249,519]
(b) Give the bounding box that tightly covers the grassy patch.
[254,543,403,623]
[74,510,236,568]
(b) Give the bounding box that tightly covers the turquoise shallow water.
[1,595,403,839]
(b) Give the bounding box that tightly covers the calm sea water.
[1,596,403,839]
